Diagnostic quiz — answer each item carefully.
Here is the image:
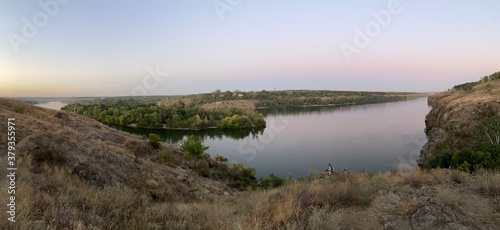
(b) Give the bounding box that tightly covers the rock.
[419,79,500,165]
[410,205,466,230]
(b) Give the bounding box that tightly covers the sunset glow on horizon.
[1,0,499,97]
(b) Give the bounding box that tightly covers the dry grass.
[404,168,462,188]
[474,169,500,196]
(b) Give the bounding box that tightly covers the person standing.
[326,163,333,176]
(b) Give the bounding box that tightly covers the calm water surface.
[35,101,67,110]
[114,98,431,178]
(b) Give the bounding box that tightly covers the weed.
[157,149,174,163]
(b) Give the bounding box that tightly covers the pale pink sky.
[1,1,499,97]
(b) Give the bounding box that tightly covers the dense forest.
[62,99,266,129]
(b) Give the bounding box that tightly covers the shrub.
[453,82,478,91]
[474,170,500,196]
[259,177,272,189]
[228,163,257,190]
[14,106,25,113]
[157,149,174,163]
[194,161,210,177]
[215,154,228,162]
[457,161,471,173]
[148,133,160,148]
[269,173,284,188]
[183,135,209,158]
[420,148,454,169]
[259,173,284,189]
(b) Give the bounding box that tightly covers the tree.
[183,135,209,158]
[482,115,500,145]
[148,133,160,148]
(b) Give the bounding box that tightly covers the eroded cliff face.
[420,80,500,165]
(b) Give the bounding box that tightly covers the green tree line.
[62,99,266,129]
[185,89,412,108]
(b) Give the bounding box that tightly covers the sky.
[1,0,499,97]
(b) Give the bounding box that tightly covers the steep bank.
[420,75,500,170]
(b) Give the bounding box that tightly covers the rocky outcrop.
[420,79,500,165]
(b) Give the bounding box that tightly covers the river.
[34,101,68,110]
[112,98,431,178]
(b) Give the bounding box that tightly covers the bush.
[420,148,453,169]
[259,173,284,189]
[259,177,272,189]
[183,135,209,158]
[457,161,471,173]
[14,106,25,113]
[474,170,500,196]
[194,161,210,177]
[453,82,478,90]
[228,163,257,190]
[148,133,160,148]
[214,154,228,162]
[157,149,174,163]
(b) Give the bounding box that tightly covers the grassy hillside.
[1,98,499,229]
[0,98,255,229]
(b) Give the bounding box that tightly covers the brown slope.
[0,98,232,229]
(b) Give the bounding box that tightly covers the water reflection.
[258,103,390,116]
[109,124,265,143]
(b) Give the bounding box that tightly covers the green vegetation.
[259,173,284,189]
[185,158,258,190]
[157,149,174,163]
[453,71,500,90]
[62,99,265,129]
[221,113,266,129]
[182,135,209,158]
[185,89,415,108]
[214,154,228,162]
[14,106,25,113]
[421,115,500,172]
[452,81,479,91]
[148,133,160,148]
[480,71,500,82]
